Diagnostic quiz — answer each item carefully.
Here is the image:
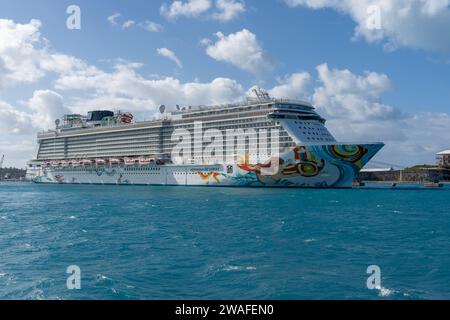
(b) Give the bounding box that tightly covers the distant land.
[0,168,27,181]
[1,165,450,184]
[358,165,450,183]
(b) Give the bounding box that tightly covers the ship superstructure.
[26,90,383,188]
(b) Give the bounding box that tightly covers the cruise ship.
[26,90,384,188]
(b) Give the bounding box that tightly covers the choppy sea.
[1,182,450,300]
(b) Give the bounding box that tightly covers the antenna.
[252,87,271,102]
[0,154,4,169]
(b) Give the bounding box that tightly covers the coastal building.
[437,150,450,167]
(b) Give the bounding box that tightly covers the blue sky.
[1,0,450,167]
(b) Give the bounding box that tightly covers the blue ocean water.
[1,182,450,300]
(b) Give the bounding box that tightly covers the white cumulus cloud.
[107,13,121,25]
[212,0,246,22]
[204,29,272,76]
[122,20,136,29]
[161,0,245,21]
[27,90,69,130]
[109,14,163,32]
[0,90,68,135]
[140,21,164,32]
[157,48,183,68]
[161,0,212,20]
[313,63,397,121]
[54,62,245,114]
[268,72,311,99]
[0,19,93,89]
[0,101,31,134]
[285,0,450,54]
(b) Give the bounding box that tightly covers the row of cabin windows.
[50,167,162,171]
[293,120,334,142]
[52,171,216,176]
[182,105,269,119]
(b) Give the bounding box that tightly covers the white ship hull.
[27,143,384,188]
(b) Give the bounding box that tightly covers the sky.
[0,0,450,168]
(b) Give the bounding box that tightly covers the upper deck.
[37,97,317,141]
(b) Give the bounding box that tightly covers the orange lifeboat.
[124,158,138,165]
[95,159,107,165]
[120,113,134,124]
[81,159,95,166]
[139,157,153,165]
[110,158,123,165]
[71,160,81,166]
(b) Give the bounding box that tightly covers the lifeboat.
[120,113,134,124]
[60,160,70,166]
[81,159,95,165]
[71,160,81,167]
[139,157,153,165]
[124,158,138,165]
[51,160,61,166]
[95,159,107,165]
[109,158,123,165]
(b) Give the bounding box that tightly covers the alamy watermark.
[171,121,281,171]
[66,5,81,30]
[366,265,381,290]
[366,5,382,30]
[66,265,81,290]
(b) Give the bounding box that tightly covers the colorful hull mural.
[28,143,384,188]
